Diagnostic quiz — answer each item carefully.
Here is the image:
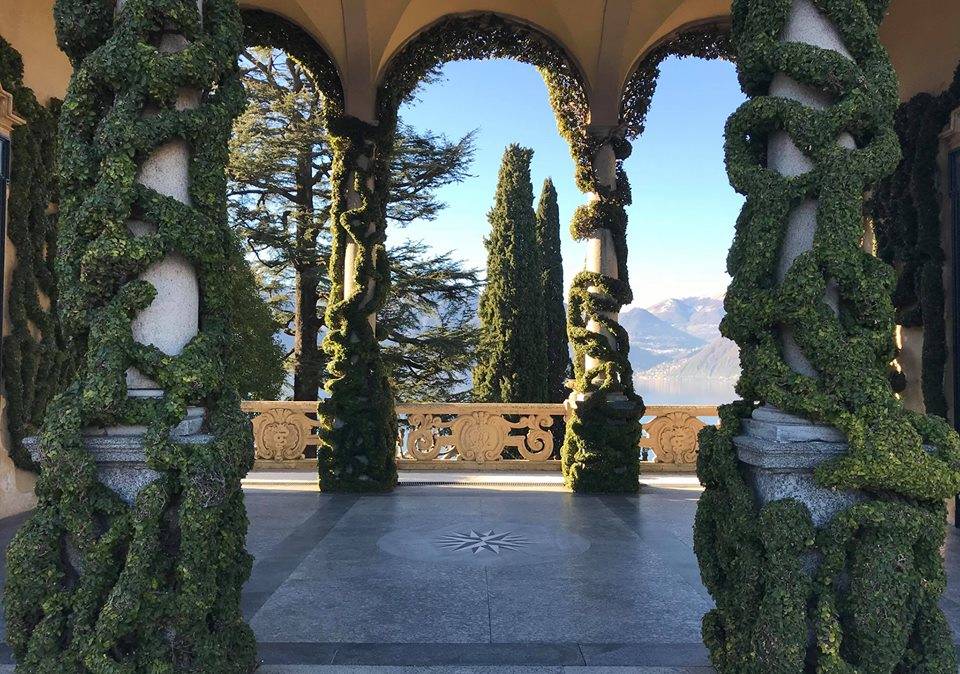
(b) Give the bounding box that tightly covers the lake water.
[633,377,737,406]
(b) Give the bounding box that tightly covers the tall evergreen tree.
[535,178,572,402]
[228,47,480,401]
[473,145,548,402]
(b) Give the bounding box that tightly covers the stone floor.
[1,472,960,672]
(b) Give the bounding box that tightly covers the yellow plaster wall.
[2,0,72,103]
[883,0,960,100]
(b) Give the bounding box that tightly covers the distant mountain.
[628,346,673,373]
[636,336,740,380]
[619,307,705,353]
[646,296,725,342]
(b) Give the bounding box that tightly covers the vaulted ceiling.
[4,0,960,122]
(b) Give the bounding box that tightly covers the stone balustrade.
[240,401,718,471]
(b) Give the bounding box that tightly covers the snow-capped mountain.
[617,307,705,373]
[645,295,725,342]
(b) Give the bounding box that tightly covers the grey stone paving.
[1,474,959,670]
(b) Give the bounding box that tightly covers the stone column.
[53,0,208,504]
[318,114,397,491]
[341,153,378,330]
[733,0,863,525]
[562,128,642,493]
[582,140,624,393]
[123,1,201,399]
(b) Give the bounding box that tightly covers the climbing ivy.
[872,64,960,418]
[0,37,69,470]
[4,0,256,670]
[561,133,644,493]
[695,0,960,671]
[317,113,398,491]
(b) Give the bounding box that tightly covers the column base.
[24,407,210,504]
[735,405,864,527]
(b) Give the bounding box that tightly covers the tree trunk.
[292,147,322,400]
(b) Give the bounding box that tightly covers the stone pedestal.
[735,406,864,527]
[25,407,209,504]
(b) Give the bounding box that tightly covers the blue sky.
[394,55,746,308]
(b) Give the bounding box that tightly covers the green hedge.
[0,37,69,471]
[4,0,256,669]
[695,0,960,670]
[871,64,960,417]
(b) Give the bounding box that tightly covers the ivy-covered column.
[562,129,644,493]
[695,0,960,670]
[318,114,397,492]
[3,0,256,670]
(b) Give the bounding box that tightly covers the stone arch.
[375,12,592,172]
[619,18,734,140]
[241,9,345,113]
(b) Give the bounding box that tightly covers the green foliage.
[473,145,547,403]
[229,45,329,400]
[695,0,960,670]
[872,64,960,417]
[229,44,479,405]
[4,0,256,669]
[536,178,572,403]
[224,245,287,400]
[380,241,481,403]
[0,37,69,470]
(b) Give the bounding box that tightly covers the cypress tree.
[536,178,572,402]
[473,145,548,402]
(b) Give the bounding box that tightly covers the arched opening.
[614,23,740,467]
[370,13,642,486]
[617,24,743,414]
[387,51,580,460]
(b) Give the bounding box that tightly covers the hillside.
[635,336,740,380]
[619,307,705,352]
